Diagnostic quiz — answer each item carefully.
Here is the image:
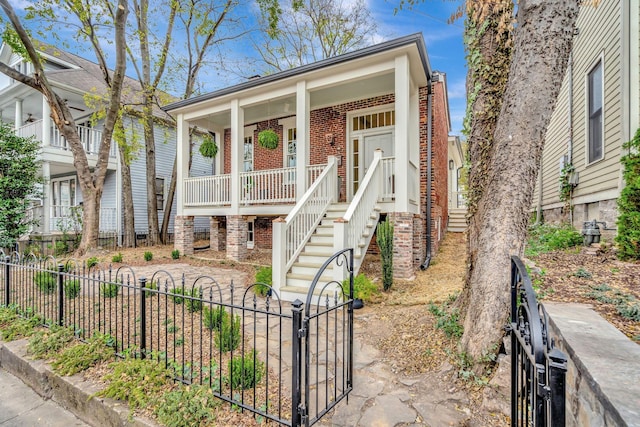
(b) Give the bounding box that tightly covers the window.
[243,136,254,172]
[286,128,297,168]
[352,110,395,131]
[587,60,603,163]
[51,177,76,218]
[155,177,165,210]
[247,219,255,249]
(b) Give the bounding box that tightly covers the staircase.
[448,208,468,233]
[279,202,380,303]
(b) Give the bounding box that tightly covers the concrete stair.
[448,208,467,233]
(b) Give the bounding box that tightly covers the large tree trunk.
[460,0,580,363]
[118,141,136,247]
[143,108,160,245]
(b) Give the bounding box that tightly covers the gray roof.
[164,33,431,112]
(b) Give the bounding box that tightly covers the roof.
[164,33,431,112]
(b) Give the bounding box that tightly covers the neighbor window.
[587,60,603,163]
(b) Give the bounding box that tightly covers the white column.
[14,99,23,128]
[41,95,51,147]
[212,127,223,176]
[42,161,51,233]
[296,80,310,200]
[394,54,410,212]
[230,99,244,213]
[176,113,190,216]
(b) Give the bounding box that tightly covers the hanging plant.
[258,129,279,150]
[199,135,218,159]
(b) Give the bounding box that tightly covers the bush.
[86,256,99,269]
[100,282,120,298]
[64,279,81,298]
[616,128,640,260]
[376,217,394,291]
[111,252,123,263]
[203,305,227,331]
[227,350,265,390]
[525,223,583,257]
[254,266,272,297]
[171,287,186,304]
[171,249,180,260]
[344,274,379,302]
[34,271,57,294]
[214,314,241,352]
[144,251,153,262]
[51,333,115,376]
[155,385,219,427]
[27,326,75,359]
[186,287,203,313]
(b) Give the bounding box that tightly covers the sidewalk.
[0,368,88,427]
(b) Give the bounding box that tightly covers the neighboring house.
[0,42,210,245]
[447,135,466,233]
[165,33,452,301]
[536,0,639,238]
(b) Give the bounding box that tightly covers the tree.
[0,122,40,249]
[255,0,378,71]
[457,0,580,364]
[0,0,129,255]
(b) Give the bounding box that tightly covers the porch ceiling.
[0,85,89,124]
[190,72,395,130]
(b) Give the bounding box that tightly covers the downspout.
[568,50,574,225]
[420,88,433,270]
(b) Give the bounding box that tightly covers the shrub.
[616,127,640,260]
[64,279,81,298]
[254,266,272,297]
[155,385,219,427]
[171,287,186,304]
[86,256,99,269]
[0,313,43,341]
[227,350,265,390]
[214,314,241,352]
[27,326,75,359]
[100,282,120,298]
[525,223,583,257]
[203,305,227,331]
[34,271,57,294]
[111,252,123,263]
[144,251,153,262]
[171,249,180,260]
[186,287,203,313]
[376,217,394,291]
[51,333,115,375]
[428,301,463,338]
[344,274,379,302]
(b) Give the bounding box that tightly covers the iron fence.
[0,248,353,426]
[510,255,567,427]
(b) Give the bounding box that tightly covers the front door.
[351,132,393,198]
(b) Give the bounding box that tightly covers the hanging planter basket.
[199,135,218,159]
[258,129,279,150]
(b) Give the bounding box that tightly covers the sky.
[4,0,467,135]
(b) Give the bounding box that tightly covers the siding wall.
[539,0,624,213]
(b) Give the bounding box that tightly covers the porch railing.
[49,205,118,233]
[273,157,339,292]
[334,150,383,276]
[240,167,296,204]
[381,157,395,201]
[184,174,231,206]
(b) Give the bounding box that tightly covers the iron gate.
[510,255,567,427]
[292,248,354,427]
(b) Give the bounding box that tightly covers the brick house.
[165,34,451,301]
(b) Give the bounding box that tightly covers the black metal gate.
[291,248,354,427]
[510,255,567,427]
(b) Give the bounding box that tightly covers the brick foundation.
[209,217,226,251]
[227,215,248,261]
[174,216,194,255]
[390,212,415,279]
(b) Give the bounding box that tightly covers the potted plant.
[199,134,218,158]
[258,129,279,150]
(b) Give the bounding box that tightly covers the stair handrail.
[273,156,339,291]
[333,150,383,280]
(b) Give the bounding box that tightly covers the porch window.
[155,177,165,210]
[243,136,254,172]
[587,59,603,163]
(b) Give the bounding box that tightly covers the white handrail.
[240,167,296,204]
[183,174,231,206]
[273,156,338,291]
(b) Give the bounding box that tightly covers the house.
[0,42,210,247]
[536,0,639,238]
[164,34,452,300]
[447,135,466,233]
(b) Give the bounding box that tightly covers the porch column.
[14,99,22,128]
[390,212,415,280]
[42,95,51,147]
[226,215,247,261]
[212,127,223,175]
[230,99,244,213]
[394,54,410,212]
[176,113,189,216]
[209,217,225,251]
[174,215,194,255]
[295,80,310,199]
[42,161,51,233]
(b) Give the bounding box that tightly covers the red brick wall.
[254,217,272,249]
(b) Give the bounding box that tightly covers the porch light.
[449,160,454,170]
[325,133,335,146]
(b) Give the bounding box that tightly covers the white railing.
[334,150,384,276]
[381,157,395,201]
[50,205,117,232]
[273,157,339,291]
[409,161,419,204]
[15,120,43,141]
[240,167,296,205]
[184,174,231,206]
[307,164,327,184]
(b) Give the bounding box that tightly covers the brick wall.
[174,216,194,255]
[254,217,273,249]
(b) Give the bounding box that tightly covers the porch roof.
[163,33,431,114]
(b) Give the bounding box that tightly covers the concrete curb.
[0,339,158,427]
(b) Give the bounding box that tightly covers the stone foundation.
[389,212,415,280]
[226,215,247,261]
[174,216,194,255]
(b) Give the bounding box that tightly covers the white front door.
[350,131,394,198]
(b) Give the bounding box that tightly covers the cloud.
[447,77,466,100]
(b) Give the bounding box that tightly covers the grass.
[525,223,583,257]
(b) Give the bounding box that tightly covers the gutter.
[421,85,434,270]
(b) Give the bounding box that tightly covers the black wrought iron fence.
[510,255,567,427]
[0,248,353,427]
